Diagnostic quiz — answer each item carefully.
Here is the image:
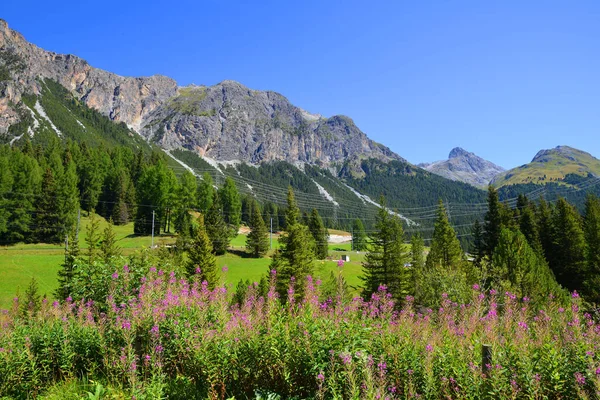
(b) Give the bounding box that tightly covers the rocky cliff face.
[0,19,177,134]
[0,19,401,168]
[419,147,505,187]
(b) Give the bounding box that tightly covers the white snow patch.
[34,100,62,137]
[340,182,417,226]
[24,105,40,137]
[312,179,339,207]
[9,134,24,146]
[76,119,86,129]
[246,184,253,191]
[201,156,225,175]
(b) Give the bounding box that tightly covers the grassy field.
[0,214,360,308]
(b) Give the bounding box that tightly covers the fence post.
[482,344,492,377]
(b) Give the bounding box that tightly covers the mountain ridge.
[418,147,505,187]
[0,19,402,170]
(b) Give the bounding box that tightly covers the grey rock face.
[0,19,402,169]
[0,19,177,133]
[142,81,402,166]
[418,147,505,187]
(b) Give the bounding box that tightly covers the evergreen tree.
[410,233,425,271]
[471,219,484,268]
[583,195,600,303]
[483,185,502,258]
[8,150,42,243]
[536,197,554,262]
[550,198,586,291]
[219,177,242,236]
[100,219,121,264]
[85,212,101,264]
[205,191,230,255]
[20,277,41,319]
[272,187,316,301]
[186,214,218,289]
[35,168,62,243]
[308,208,329,259]
[197,172,214,213]
[519,203,542,253]
[491,228,563,302]
[56,154,80,237]
[173,171,197,236]
[361,197,411,304]
[0,154,13,238]
[352,218,367,251]
[246,198,269,258]
[56,228,80,301]
[426,200,463,269]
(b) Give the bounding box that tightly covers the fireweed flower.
[575,372,585,385]
[112,271,119,280]
[337,259,344,267]
[222,266,229,273]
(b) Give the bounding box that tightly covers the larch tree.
[352,218,367,251]
[246,198,269,258]
[308,208,329,259]
[186,214,218,289]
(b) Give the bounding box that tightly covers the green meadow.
[0,214,362,308]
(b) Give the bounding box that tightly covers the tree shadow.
[227,248,253,258]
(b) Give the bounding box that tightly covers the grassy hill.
[492,145,600,187]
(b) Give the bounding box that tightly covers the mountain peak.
[420,148,505,187]
[448,147,470,159]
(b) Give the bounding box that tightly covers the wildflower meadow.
[1,265,599,399]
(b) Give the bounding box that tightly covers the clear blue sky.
[3,0,599,168]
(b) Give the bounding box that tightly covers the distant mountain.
[491,145,600,187]
[418,147,505,187]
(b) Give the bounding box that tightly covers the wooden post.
[482,344,492,377]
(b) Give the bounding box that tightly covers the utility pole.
[151,210,155,248]
[270,217,273,249]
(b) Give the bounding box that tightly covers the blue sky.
[3,0,599,168]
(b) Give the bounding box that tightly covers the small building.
[341,254,350,262]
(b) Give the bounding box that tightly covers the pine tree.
[426,200,463,269]
[20,277,41,318]
[361,197,411,304]
[492,228,563,302]
[174,171,197,237]
[186,214,218,289]
[56,153,79,238]
[205,191,230,255]
[8,150,41,243]
[219,177,242,236]
[246,198,269,258]
[550,198,586,291]
[0,155,13,238]
[308,209,329,259]
[197,172,214,213]
[536,197,554,262]
[352,218,367,251]
[85,211,102,264]
[519,203,542,254]
[272,187,316,301]
[483,185,502,258]
[583,195,600,303]
[410,233,425,271]
[35,168,62,243]
[100,219,121,264]
[56,228,79,301]
[471,219,484,268]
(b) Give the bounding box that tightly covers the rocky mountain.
[418,147,505,187]
[491,145,600,187]
[0,19,401,169]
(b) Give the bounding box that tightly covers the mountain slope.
[491,145,600,187]
[419,147,505,187]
